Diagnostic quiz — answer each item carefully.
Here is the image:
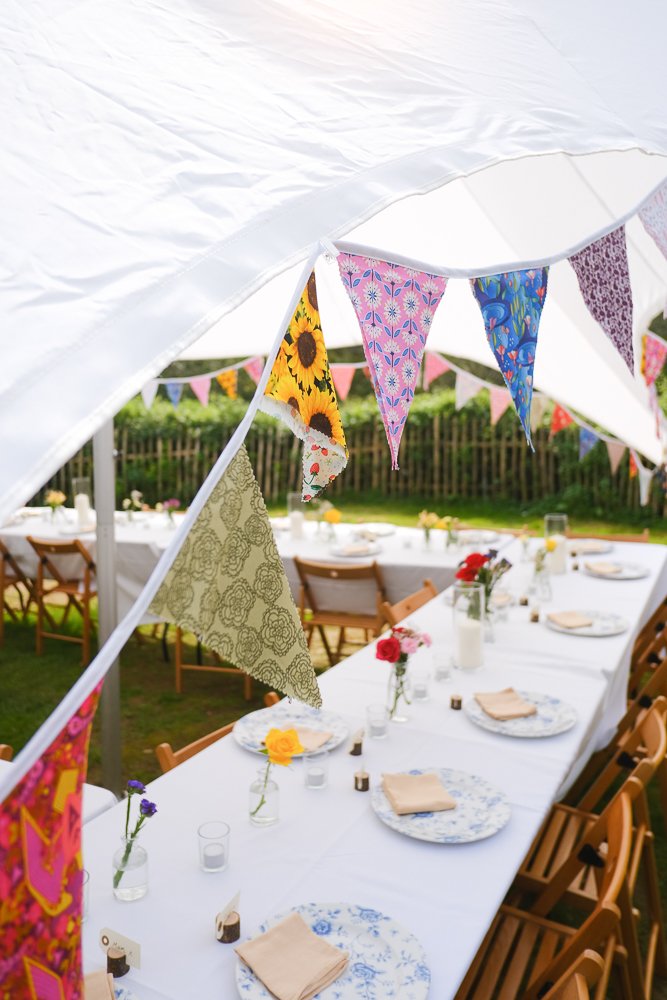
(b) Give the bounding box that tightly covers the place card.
[99,929,141,969]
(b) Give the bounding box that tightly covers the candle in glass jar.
[454,617,483,670]
[547,534,567,575]
[74,493,91,528]
[203,843,226,870]
[289,511,305,539]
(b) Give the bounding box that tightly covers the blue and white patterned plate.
[371,768,510,844]
[115,988,139,1000]
[235,902,430,998]
[233,703,349,756]
[581,561,649,581]
[568,540,613,555]
[464,690,577,738]
[545,610,629,638]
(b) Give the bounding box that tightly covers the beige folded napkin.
[236,912,348,1000]
[569,540,607,554]
[548,611,595,629]
[584,561,623,576]
[474,688,537,721]
[295,726,332,751]
[357,529,378,542]
[340,542,371,555]
[84,972,115,1000]
[382,771,456,815]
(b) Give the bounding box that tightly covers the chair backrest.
[294,558,387,618]
[541,950,606,1000]
[0,744,14,761]
[0,539,28,585]
[628,593,667,697]
[567,529,650,543]
[263,692,280,707]
[155,721,235,773]
[381,579,438,627]
[27,536,95,588]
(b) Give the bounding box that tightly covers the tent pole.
[93,419,122,795]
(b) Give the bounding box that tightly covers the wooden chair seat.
[174,627,253,699]
[155,720,235,773]
[27,536,97,665]
[381,579,438,627]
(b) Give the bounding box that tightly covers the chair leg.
[82,599,90,665]
[161,622,170,663]
[175,628,183,694]
[243,673,253,701]
[336,627,345,660]
[36,588,43,655]
[317,625,335,667]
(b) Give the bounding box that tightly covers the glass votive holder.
[366,704,389,739]
[544,513,568,575]
[198,821,230,872]
[82,869,90,923]
[303,750,329,789]
[452,581,485,671]
[411,668,430,701]
[432,648,451,682]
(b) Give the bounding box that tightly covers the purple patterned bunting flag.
[578,427,598,461]
[337,253,447,469]
[568,227,634,372]
[165,382,183,408]
[639,181,667,262]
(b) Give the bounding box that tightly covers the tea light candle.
[74,493,91,528]
[547,534,567,574]
[203,843,226,870]
[454,616,483,670]
[354,771,370,792]
[289,510,305,539]
[519,595,529,607]
[306,767,327,789]
[450,694,462,711]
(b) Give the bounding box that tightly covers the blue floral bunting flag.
[470,268,548,447]
[578,427,598,461]
[166,382,183,408]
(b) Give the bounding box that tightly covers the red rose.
[376,635,401,663]
[456,566,478,582]
[464,552,489,570]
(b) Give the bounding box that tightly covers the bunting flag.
[455,371,481,411]
[639,181,667,261]
[190,376,211,407]
[216,369,238,400]
[638,463,654,507]
[423,351,451,390]
[165,382,183,409]
[470,268,548,445]
[141,379,158,409]
[0,687,101,997]
[243,356,265,385]
[606,440,626,475]
[259,271,347,501]
[579,427,599,461]
[648,383,663,437]
[330,365,356,402]
[337,253,448,470]
[550,404,573,437]
[568,227,634,372]
[629,451,638,478]
[530,394,549,432]
[489,386,511,425]
[641,333,667,387]
[150,445,321,706]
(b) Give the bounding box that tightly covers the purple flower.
[163,498,180,511]
[140,799,158,817]
[127,779,146,794]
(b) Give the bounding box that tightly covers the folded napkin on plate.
[584,561,623,576]
[339,542,371,555]
[295,727,332,751]
[356,529,378,542]
[474,688,537,721]
[236,912,348,1000]
[569,540,607,553]
[84,971,115,1000]
[547,611,595,629]
[382,771,456,815]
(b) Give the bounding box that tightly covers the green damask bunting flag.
[149,445,321,708]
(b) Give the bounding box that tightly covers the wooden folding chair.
[264,691,280,707]
[294,557,387,666]
[541,949,606,999]
[455,792,633,1000]
[27,536,97,665]
[567,529,650,544]
[514,700,667,1000]
[174,628,253,699]
[155,720,236,773]
[627,594,667,700]
[0,539,34,644]
[380,579,438,627]
[0,744,13,761]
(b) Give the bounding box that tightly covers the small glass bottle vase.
[532,565,553,601]
[452,582,485,670]
[112,837,148,901]
[387,658,411,723]
[249,767,279,826]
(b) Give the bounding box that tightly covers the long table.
[81,536,667,998]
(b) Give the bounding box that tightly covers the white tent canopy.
[2,0,667,523]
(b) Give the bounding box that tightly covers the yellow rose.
[264,727,304,766]
[545,537,557,552]
[324,508,342,524]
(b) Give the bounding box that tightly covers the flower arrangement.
[323,507,342,525]
[534,536,557,573]
[376,626,432,719]
[113,779,157,890]
[456,550,512,606]
[156,497,181,523]
[417,510,439,544]
[121,490,143,520]
[45,489,66,511]
[251,728,304,820]
[436,515,461,548]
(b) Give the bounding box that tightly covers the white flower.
[383,267,400,285]
[348,291,361,310]
[383,299,401,325]
[421,308,434,330]
[386,407,400,424]
[403,330,418,347]
[399,396,411,413]
[363,281,381,308]
[384,369,400,393]
[365,257,381,270]
[371,356,383,378]
[402,360,417,385]
[342,257,359,277]
[421,276,439,295]
[403,290,419,316]
[405,267,419,278]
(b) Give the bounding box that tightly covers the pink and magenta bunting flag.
[578,427,598,461]
[606,440,626,475]
[141,380,158,409]
[423,351,450,390]
[0,686,101,997]
[189,376,211,407]
[330,365,356,402]
[455,371,480,411]
[550,404,573,437]
[639,181,667,262]
[470,268,548,445]
[489,386,511,426]
[641,333,667,387]
[165,382,183,408]
[243,356,264,385]
[337,253,447,469]
[568,227,634,372]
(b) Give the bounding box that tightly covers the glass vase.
[249,767,279,826]
[452,582,485,670]
[112,837,148,901]
[387,659,411,722]
[532,565,553,601]
[423,527,431,550]
[544,513,568,575]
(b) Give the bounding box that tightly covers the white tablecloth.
[81,537,666,999]
[0,759,117,824]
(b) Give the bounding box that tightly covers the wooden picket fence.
[36,413,664,517]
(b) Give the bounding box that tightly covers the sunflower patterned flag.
[260,272,347,501]
[470,268,548,447]
[216,369,238,399]
[150,444,321,707]
[337,254,448,470]
[0,686,101,998]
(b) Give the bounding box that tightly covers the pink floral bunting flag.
[243,356,265,385]
[641,333,667,387]
[568,227,634,372]
[337,253,447,470]
[423,351,450,390]
[330,365,356,402]
[639,181,667,262]
[190,376,211,407]
[455,371,481,411]
[489,386,511,425]
[606,440,626,475]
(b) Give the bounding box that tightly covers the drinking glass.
[411,668,430,701]
[198,821,230,872]
[366,704,389,739]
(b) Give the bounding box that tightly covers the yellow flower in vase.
[264,728,304,766]
[250,728,305,826]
